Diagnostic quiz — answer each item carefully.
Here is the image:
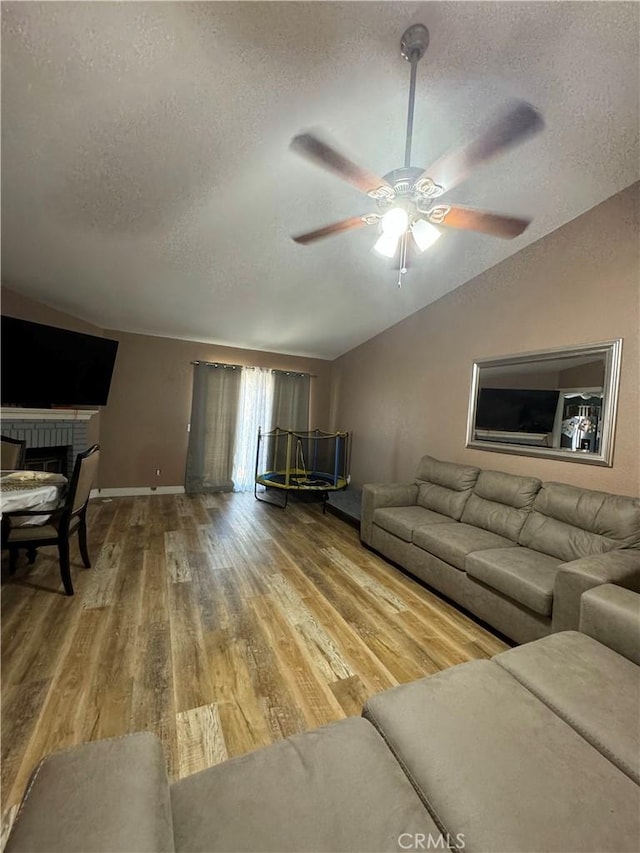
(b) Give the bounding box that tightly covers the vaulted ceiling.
[2,2,639,358]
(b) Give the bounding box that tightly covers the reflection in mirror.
[466,340,622,466]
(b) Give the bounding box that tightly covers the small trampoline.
[254,427,351,509]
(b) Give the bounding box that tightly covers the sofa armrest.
[551,550,640,634]
[579,584,640,664]
[5,733,175,853]
[360,482,418,545]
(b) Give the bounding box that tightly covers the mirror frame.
[465,339,623,467]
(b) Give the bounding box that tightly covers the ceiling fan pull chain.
[397,233,409,288]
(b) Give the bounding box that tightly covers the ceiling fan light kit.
[291,24,544,288]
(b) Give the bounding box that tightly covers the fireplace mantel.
[1,408,98,421]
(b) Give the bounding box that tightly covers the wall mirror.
[466,339,623,466]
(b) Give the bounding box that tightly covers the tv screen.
[1,316,119,407]
[476,388,560,433]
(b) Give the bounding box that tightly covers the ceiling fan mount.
[290,24,544,286]
[400,23,430,63]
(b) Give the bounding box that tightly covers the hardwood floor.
[1,491,507,835]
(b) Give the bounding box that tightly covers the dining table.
[0,470,68,524]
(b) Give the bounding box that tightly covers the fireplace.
[0,408,97,477]
[24,445,71,478]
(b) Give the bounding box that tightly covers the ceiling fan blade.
[417,101,544,195]
[426,204,531,238]
[292,214,379,245]
[291,133,394,197]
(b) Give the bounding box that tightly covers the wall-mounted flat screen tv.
[1,315,119,407]
[476,388,560,433]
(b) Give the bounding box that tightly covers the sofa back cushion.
[461,470,541,541]
[519,482,640,561]
[415,456,479,521]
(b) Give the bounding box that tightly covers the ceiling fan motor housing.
[368,167,445,221]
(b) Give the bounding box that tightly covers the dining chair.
[1,435,27,470]
[2,444,100,595]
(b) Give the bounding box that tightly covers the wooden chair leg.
[26,547,39,565]
[58,539,74,596]
[78,521,91,569]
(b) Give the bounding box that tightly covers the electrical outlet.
[155,468,161,476]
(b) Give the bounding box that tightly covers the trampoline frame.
[254,427,350,510]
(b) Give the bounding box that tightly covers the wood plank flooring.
[0,492,507,839]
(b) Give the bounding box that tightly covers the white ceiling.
[2,2,639,359]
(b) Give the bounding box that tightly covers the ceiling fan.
[290,24,544,287]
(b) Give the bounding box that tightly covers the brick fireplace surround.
[1,408,97,478]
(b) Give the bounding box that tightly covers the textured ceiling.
[2,2,639,359]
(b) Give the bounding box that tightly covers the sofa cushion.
[363,660,640,853]
[413,522,513,571]
[5,733,175,853]
[415,455,479,490]
[415,456,479,520]
[519,482,640,561]
[460,470,541,540]
[170,717,438,853]
[373,506,454,542]
[465,546,561,615]
[494,631,640,784]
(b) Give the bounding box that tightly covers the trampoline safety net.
[254,428,351,495]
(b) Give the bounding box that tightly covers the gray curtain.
[185,363,242,493]
[271,371,311,432]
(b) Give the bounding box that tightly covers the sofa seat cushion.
[5,733,175,853]
[494,631,640,784]
[7,522,60,541]
[170,717,438,853]
[363,660,640,853]
[412,522,513,571]
[373,506,454,542]
[465,546,561,615]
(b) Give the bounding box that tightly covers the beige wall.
[1,288,103,337]
[480,370,560,390]
[480,360,605,391]
[98,331,332,489]
[330,183,640,496]
[1,289,332,489]
[558,360,605,388]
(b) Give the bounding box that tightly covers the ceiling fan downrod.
[397,24,430,286]
[401,24,429,169]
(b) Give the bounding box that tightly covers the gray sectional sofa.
[6,583,640,852]
[361,455,640,643]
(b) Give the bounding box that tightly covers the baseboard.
[90,485,186,498]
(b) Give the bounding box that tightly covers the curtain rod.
[190,360,316,378]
